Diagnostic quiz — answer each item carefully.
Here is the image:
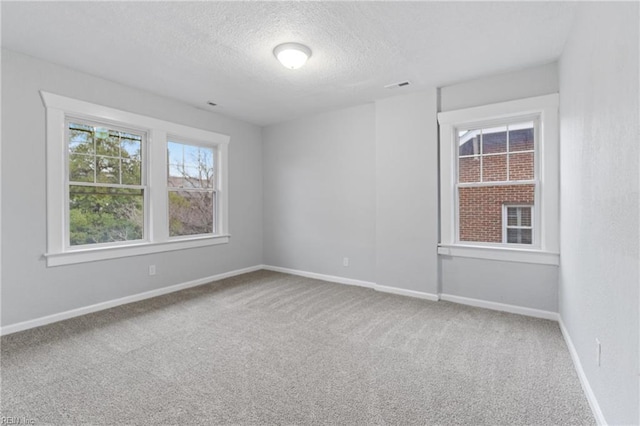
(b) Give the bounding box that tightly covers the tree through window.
[43,91,231,266]
[167,141,215,237]
[67,121,145,246]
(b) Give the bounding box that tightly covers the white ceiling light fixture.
[273,42,312,70]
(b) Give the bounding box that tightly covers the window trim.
[437,94,559,265]
[41,91,230,267]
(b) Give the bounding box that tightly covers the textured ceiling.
[1,2,576,126]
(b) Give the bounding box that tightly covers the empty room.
[1,1,638,425]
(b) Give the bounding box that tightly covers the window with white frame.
[438,94,559,265]
[67,120,147,246]
[503,205,533,244]
[457,119,537,246]
[167,140,216,237]
[41,92,230,266]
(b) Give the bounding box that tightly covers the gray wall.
[263,90,439,294]
[440,258,558,310]
[558,3,639,424]
[439,63,560,312]
[262,104,377,282]
[1,49,264,327]
[439,255,559,312]
[375,91,439,294]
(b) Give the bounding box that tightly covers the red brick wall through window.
[458,184,534,243]
[457,125,534,243]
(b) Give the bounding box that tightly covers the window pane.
[482,126,507,154]
[507,228,533,244]
[168,141,215,188]
[168,141,182,169]
[509,122,534,152]
[69,186,143,246]
[520,207,532,227]
[520,228,533,244]
[507,207,518,226]
[459,184,535,243]
[506,228,520,243]
[69,123,94,154]
[68,123,144,186]
[69,154,95,183]
[169,190,214,237]
[121,135,141,158]
[482,154,507,182]
[459,157,480,183]
[95,128,121,157]
[96,156,120,184]
[121,157,142,185]
[509,152,534,181]
[459,130,480,156]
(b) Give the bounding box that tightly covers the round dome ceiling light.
[273,42,312,70]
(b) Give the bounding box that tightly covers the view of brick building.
[457,123,535,244]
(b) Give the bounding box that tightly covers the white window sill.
[44,235,230,267]
[437,244,559,265]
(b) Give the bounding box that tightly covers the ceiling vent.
[384,81,411,89]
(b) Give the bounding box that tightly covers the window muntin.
[503,205,533,245]
[167,141,216,237]
[456,119,538,246]
[66,120,146,247]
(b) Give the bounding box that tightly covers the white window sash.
[64,118,149,249]
[166,139,218,238]
[454,119,540,248]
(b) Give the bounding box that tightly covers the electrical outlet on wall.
[596,338,601,367]
[343,257,349,267]
[149,265,156,276]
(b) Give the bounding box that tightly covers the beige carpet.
[1,270,593,425]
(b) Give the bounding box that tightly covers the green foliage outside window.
[67,124,217,246]
[68,123,144,246]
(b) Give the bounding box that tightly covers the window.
[67,121,146,247]
[457,120,536,245]
[167,141,215,237]
[503,205,533,244]
[438,94,559,265]
[42,92,230,266]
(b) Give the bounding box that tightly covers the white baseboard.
[439,293,559,321]
[374,283,440,301]
[262,265,375,289]
[558,318,607,425]
[262,265,439,301]
[0,265,263,336]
